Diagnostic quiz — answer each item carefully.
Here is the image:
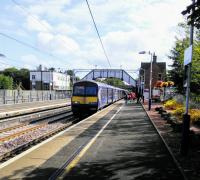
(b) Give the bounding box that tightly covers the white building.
[30,71,70,91]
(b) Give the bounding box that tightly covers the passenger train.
[71,80,128,115]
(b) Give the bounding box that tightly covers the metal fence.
[0,90,72,105]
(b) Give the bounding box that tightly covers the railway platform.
[0,99,70,119]
[0,100,185,179]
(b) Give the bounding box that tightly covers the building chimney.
[153,55,157,63]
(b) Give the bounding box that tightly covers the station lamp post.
[139,68,145,103]
[139,51,154,110]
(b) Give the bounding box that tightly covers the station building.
[139,55,166,89]
[30,70,70,91]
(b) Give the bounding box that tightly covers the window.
[32,75,36,79]
[85,86,97,96]
[158,73,162,80]
[141,75,144,82]
[73,86,85,96]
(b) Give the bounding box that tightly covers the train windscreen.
[85,86,97,96]
[73,86,97,96]
[73,86,85,96]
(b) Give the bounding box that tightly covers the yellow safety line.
[58,104,123,179]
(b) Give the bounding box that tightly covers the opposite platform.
[0,99,70,119]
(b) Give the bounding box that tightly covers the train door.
[112,89,114,103]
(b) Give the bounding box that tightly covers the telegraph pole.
[181,0,195,156]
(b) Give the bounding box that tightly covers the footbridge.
[82,69,136,87]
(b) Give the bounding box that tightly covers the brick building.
[139,55,166,90]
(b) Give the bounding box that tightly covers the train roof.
[73,80,128,92]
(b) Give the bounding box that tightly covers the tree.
[168,23,200,94]
[2,67,30,89]
[18,68,30,90]
[0,74,13,89]
[66,70,74,77]
[100,77,125,88]
[182,0,200,29]
[168,38,188,93]
[66,70,80,89]
[48,67,55,71]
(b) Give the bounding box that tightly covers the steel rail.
[0,124,26,134]
[0,110,73,142]
[0,114,77,162]
[0,124,46,142]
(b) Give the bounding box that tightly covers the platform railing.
[0,90,72,105]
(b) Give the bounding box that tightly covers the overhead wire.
[0,32,54,58]
[0,57,21,69]
[11,0,52,33]
[11,0,74,60]
[85,0,112,68]
[1,0,66,64]
[9,0,112,69]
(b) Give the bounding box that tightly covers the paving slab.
[61,102,184,180]
[0,101,185,180]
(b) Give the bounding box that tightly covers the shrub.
[172,108,200,123]
[172,107,185,120]
[164,99,182,110]
[190,109,200,122]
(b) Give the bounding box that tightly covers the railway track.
[0,105,79,162]
[0,105,71,130]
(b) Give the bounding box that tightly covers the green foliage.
[168,23,200,94]
[0,74,13,89]
[66,70,74,76]
[172,107,200,123]
[66,70,80,89]
[101,77,125,88]
[48,67,55,71]
[1,67,30,89]
[182,0,200,29]
[172,107,185,120]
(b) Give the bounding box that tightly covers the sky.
[0,0,190,78]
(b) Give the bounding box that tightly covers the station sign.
[184,45,193,66]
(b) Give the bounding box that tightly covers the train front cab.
[71,81,98,116]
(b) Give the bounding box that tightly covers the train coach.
[71,80,127,116]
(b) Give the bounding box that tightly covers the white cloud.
[55,23,79,35]
[27,0,72,18]
[5,0,190,73]
[20,54,62,69]
[37,32,80,55]
[25,15,52,32]
[21,54,44,69]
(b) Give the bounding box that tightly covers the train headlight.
[73,101,80,104]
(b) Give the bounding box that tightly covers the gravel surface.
[143,102,200,180]
[0,122,67,157]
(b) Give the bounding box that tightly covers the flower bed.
[163,99,200,124]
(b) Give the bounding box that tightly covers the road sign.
[184,45,193,65]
